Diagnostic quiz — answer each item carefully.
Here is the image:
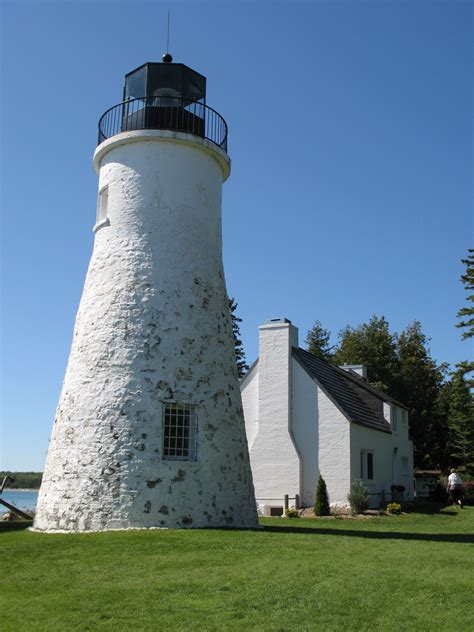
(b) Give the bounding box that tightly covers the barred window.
[163,403,197,461]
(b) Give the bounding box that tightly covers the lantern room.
[124,61,206,105]
[98,57,227,151]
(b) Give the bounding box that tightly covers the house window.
[401,456,408,474]
[97,186,109,223]
[360,450,374,480]
[367,452,373,479]
[163,403,197,461]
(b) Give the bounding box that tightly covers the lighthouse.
[34,56,258,531]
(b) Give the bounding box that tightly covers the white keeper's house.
[240,318,414,514]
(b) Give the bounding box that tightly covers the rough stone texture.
[34,131,258,532]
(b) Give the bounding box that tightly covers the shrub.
[386,502,401,515]
[431,475,448,502]
[439,474,448,489]
[314,475,330,516]
[284,507,300,518]
[463,481,474,506]
[347,480,370,515]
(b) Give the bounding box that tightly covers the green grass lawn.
[1,505,473,631]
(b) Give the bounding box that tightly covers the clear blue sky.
[1,1,472,470]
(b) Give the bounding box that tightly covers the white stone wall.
[241,362,259,450]
[240,318,414,511]
[34,131,258,531]
[245,322,301,509]
[350,424,394,506]
[350,406,414,505]
[317,389,351,506]
[291,358,318,505]
[390,405,414,499]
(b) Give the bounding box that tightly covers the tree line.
[304,250,473,477]
[6,251,471,488]
[305,316,472,476]
[0,472,43,489]
[231,251,473,477]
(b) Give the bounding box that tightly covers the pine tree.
[332,315,400,394]
[456,249,474,340]
[447,364,474,477]
[314,475,330,516]
[228,297,249,379]
[397,321,448,469]
[305,321,333,360]
[328,315,448,469]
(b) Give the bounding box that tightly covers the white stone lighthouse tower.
[34,56,258,531]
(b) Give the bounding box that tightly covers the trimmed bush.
[284,507,300,518]
[386,502,401,514]
[347,480,370,515]
[314,475,330,516]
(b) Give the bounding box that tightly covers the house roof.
[293,347,393,434]
[413,469,441,477]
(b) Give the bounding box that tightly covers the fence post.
[284,494,289,513]
[295,494,300,509]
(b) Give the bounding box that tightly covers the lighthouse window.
[97,186,109,223]
[163,403,197,461]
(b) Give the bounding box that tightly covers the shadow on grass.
[262,525,473,544]
[0,520,33,532]
[408,503,459,516]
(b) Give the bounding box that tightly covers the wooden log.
[0,498,32,521]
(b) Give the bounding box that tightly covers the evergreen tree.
[0,472,43,489]
[314,475,330,516]
[328,315,448,469]
[305,321,333,360]
[456,249,474,340]
[446,364,474,477]
[332,315,400,394]
[397,321,448,469]
[433,379,453,471]
[228,297,249,379]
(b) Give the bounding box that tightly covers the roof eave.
[239,357,259,387]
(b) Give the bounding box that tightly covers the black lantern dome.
[97,59,227,151]
[123,61,206,106]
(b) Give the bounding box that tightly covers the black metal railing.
[98,97,228,151]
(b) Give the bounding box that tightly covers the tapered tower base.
[34,130,258,531]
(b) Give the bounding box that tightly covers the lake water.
[0,490,39,515]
